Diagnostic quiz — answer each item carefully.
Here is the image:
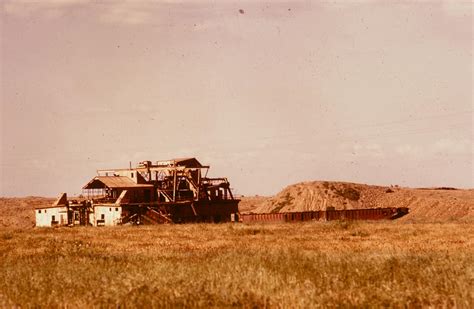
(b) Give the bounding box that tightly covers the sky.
[1,0,473,197]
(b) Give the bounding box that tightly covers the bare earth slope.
[241,181,474,222]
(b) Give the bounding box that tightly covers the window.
[115,208,118,211]
[38,210,41,214]
[52,215,55,221]
[109,208,112,211]
[101,214,105,220]
[45,210,47,213]
[131,172,134,178]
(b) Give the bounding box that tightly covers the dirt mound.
[241,181,474,222]
[0,197,54,228]
[237,196,270,213]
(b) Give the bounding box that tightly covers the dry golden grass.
[0,222,472,308]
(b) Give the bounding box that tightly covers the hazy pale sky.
[1,0,473,197]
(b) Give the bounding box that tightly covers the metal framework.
[43,157,409,227]
[53,158,240,226]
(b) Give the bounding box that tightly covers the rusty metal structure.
[37,157,409,227]
[43,158,240,226]
[240,207,409,223]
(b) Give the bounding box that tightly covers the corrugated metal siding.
[83,176,154,189]
[241,208,408,223]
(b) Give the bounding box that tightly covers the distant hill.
[1,181,473,228]
[0,197,55,229]
[240,181,474,222]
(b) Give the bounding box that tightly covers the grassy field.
[0,222,473,308]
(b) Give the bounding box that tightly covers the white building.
[35,206,68,227]
[92,205,122,226]
[35,192,125,227]
[35,193,70,227]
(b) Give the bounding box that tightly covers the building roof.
[35,204,68,210]
[82,176,153,189]
[155,157,203,168]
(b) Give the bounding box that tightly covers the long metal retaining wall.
[240,207,409,223]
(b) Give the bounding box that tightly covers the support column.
[172,169,177,202]
[196,169,201,201]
